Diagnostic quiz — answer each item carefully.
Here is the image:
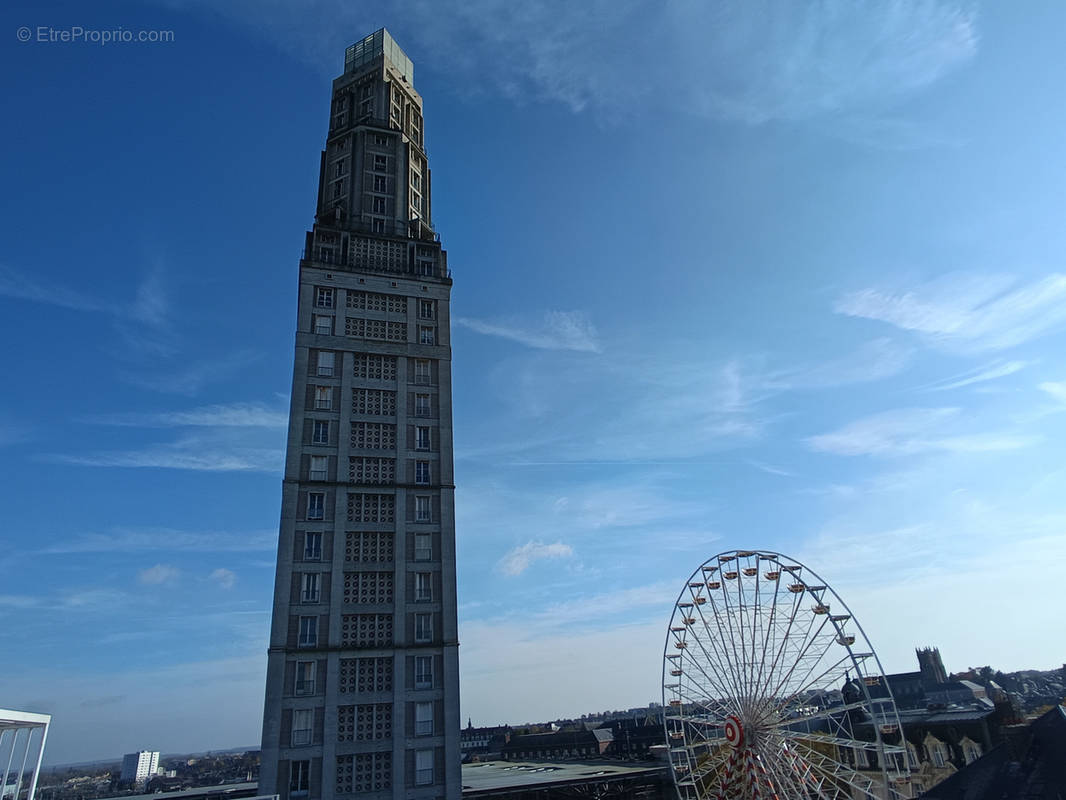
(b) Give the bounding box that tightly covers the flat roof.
[94,783,265,800]
[461,761,666,794]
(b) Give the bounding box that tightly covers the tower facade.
[261,29,460,800]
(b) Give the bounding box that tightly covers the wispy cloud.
[747,459,795,477]
[770,338,913,389]
[456,311,600,352]
[917,359,1028,392]
[85,402,288,429]
[208,568,237,589]
[49,440,283,473]
[138,564,180,585]
[835,273,1066,352]
[38,528,275,555]
[496,541,574,575]
[123,350,263,396]
[0,264,168,326]
[1038,381,1066,404]
[806,407,1036,457]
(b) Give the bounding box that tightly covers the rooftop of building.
[344,28,414,85]
[460,760,666,794]
[94,782,263,800]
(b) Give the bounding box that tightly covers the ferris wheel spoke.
[753,557,785,713]
[781,736,886,798]
[755,575,812,704]
[702,577,761,703]
[764,612,833,700]
[769,642,853,716]
[676,618,747,715]
[690,587,750,705]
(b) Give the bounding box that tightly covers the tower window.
[415,461,430,485]
[414,750,433,785]
[314,315,333,335]
[295,661,316,696]
[416,426,431,451]
[307,492,325,520]
[415,612,433,641]
[315,287,334,308]
[303,532,322,561]
[298,616,318,647]
[316,351,335,377]
[414,655,433,688]
[415,495,431,523]
[415,573,432,602]
[418,299,435,319]
[374,155,388,171]
[312,420,330,445]
[315,386,332,410]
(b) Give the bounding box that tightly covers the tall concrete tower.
[261,29,460,800]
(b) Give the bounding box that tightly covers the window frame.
[314,287,334,308]
[314,386,332,411]
[415,426,431,451]
[306,492,325,521]
[303,532,323,561]
[301,573,320,603]
[415,573,433,603]
[297,615,318,648]
[289,760,310,795]
[294,661,316,696]
[414,702,433,736]
[415,495,431,523]
[415,460,430,485]
[316,351,335,377]
[312,420,330,445]
[415,393,431,417]
[313,314,333,335]
[414,749,433,785]
[414,655,433,688]
[415,615,432,642]
[291,708,313,746]
[309,455,328,481]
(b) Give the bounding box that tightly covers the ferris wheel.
[662,549,910,800]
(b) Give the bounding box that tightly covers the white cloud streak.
[918,360,1028,392]
[456,311,600,352]
[496,541,575,575]
[806,407,1037,457]
[835,273,1066,352]
[1038,381,1066,404]
[209,568,237,589]
[137,564,180,585]
[85,402,288,429]
[38,528,276,555]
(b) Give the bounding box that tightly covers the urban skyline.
[3,0,1066,767]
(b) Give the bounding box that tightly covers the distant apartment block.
[120,752,160,788]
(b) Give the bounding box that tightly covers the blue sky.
[3,0,1066,765]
